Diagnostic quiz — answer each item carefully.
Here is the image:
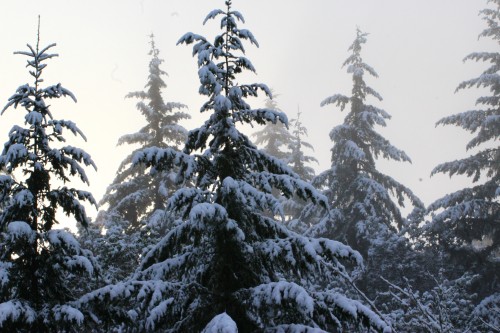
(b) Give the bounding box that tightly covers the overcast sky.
[0,0,495,222]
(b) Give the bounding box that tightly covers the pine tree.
[309,29,424,258]
[288,109,317,183]
[253,101,318,222]
[425,0,500,302]
[77,3,391,332]
[283,109,318,226]
[252,92,293,161]
[91,35,190,283]
[100,34,189,228]
[0,23,98,332]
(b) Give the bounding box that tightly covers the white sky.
[0,0,496,224]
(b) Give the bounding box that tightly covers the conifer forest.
[0,0,498,332]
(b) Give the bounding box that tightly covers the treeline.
[0,1,498,332]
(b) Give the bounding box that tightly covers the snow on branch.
[2,85,36,114]
[427,191,499,227]
[471,293,500,332]
[52,304,84,325]
[238,29,259,47]
[268,324,328,333]
[230,10,245,23]
[6,221,36,244]
[132,147,196,178]
[431,149,496,182]
[316,292,392,333]
[233,108,287,127]
[222,177,284,218]
[177,32,205,46]
[203,9,224,25]
[145,297,175,331]
[320,94,349,110]
[249,281,314,317]
[42,83,77,103]
[49,120,87,141]
[166,188,211,215]
[202,312,238,333]
[60,145,97,170]
[47,187,96,227]
[0,300,36,328]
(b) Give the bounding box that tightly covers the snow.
[198,66,217,86]
[202,313,238,333]
[176,32,204,46]
[272,325,327,333]
[42,83,77,103]
[225,219,246,241]
[3,143,28,163]
[472,293,500,329]
[251,282,314,317]
[24,111,43,125]
[0,301,36,327]
[141,252,189,280]
[189,202,227,224]
[214,95,232,111]
[7,221,36,243]
[238,29,259,47]
[47,229,81,252]
[320,94,349,109]
[203,9,224,25]
[48,119,87,140]
[146,297,174,331]
[53,304,84,325]
[0,262,12,287]
[319,292,392,332]
[231,10,245,23]
[65,255,95,276]
[222,176,283,217]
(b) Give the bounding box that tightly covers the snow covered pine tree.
[83,35,190,283]
[252,92,294,162]
[0,25,98,332]
[425,0,500,329]
[308,29,424,259]
[284,110,318,223]
[77,2,391,332]
[252,97,318,222]
[100,34,189,226]
[287,110,317,184]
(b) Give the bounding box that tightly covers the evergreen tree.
[90,35,190,283]
[381,272,478,332]
[284,109,318,226]
[288,109,317,183]
[425,0,500,303]
[78,3,391,332]
[252,92,293,161]
[100,34,189,228]
[0,25,98,332]
[308,29,424,258]
[253,101,318,223]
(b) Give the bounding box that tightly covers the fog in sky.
[0,0,495,223]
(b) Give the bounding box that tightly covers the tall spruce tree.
[288,109,317,183]
[77,3,391,332]
[252,92,293,161]
[0,24,98,332]
[425,0,500,305]
[100,34,189,227]
[253,101,318,222]
[89,35,190,283]
[309,29,423,258]
[284,109,318,225]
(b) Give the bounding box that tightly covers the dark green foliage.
[0,26,97,331]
